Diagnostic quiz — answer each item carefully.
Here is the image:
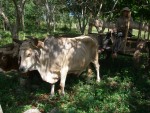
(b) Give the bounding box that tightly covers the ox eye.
[2,56,6,60]
[27,53,32,57]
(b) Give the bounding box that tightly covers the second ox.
[17,35,101,95]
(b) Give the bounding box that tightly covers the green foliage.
[0,1,150,112]
[0,31,12,46]
[24,1,45,32]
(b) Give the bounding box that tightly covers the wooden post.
[148,23,150,40]
[138,16,143,39]
[143,23,146,40]
[124,12,131,53]
[146,42,150,67]
[88,13,93,34]
[146,23,150,68]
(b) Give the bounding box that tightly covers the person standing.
[113,7,133,57]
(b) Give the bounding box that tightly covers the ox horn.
[13,38,22,44]
[2,50,14,55]
[25,36,38,46]
[25,36,37,42]
[0,50,3,53]
[25,36,35,39]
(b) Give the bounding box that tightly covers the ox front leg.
[93,52,100,82]
[50,84,55,96]
[60,67,68,95]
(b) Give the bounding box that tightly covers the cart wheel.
[141,47,149,68]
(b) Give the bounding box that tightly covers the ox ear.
[26,36,38,46]
[32,38,38,46]
[31,38,38,48]
[37,41,44,48]
[25,36,32,39]
[25,36,38,40]
[13,38,22,45]
[34,50,40,63]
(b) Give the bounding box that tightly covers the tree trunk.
[53,6,56,32]
[97,0,118,33]
[97,2,103,17]
[0,9,11,29]
[124,12,131,53]
[12,0,26,38]
[2,21,5,31]
[0,9,18,38]
[45,0,51,33]
[45,0,55,34]
[77,15,83,34]
[78,17,86,34]
[77,7,88,34]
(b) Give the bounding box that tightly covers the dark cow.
[0,43,20,71]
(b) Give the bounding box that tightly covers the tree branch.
[0,7,11,30]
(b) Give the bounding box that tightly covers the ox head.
[18,36,43,73]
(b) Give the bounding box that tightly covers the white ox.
[18,36,100,95]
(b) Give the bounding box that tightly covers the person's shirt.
[116,16,133,34]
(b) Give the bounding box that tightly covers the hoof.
[96,79,100,82]
[49,93,55,98]
[58,89,65,96]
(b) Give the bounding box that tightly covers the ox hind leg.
[60,67,68,95]
[92,50,100,82]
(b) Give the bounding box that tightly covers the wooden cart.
[97,32,150,68]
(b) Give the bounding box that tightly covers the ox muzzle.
[19,66,27,73]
